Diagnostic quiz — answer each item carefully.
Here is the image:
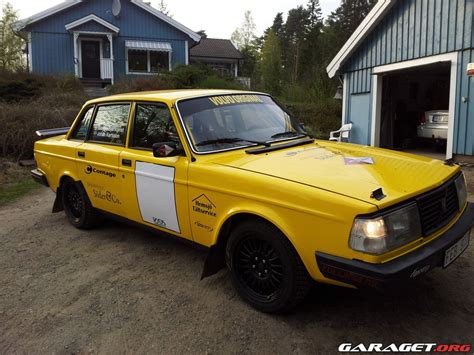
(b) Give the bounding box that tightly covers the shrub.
[108,64,243,94]
[0,70,86,160]
[283,98,341,139]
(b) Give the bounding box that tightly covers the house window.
[128,50,148,72]
[150,52,169,72]
[127,49,170,73]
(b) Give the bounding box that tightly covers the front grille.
[416,178,459,236]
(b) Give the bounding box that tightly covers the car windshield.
[177,94,306,153]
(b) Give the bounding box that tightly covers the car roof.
[86,89,264,105]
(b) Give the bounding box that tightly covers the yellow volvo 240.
[32,90,473,312]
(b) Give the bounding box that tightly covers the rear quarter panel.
[34,135,81,191]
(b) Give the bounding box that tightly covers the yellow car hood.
[213,141,459,209]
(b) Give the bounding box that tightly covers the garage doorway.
[371,53,458,160]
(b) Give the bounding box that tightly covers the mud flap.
[201,243,226,280]
[52,187,64,213]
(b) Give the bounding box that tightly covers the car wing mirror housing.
[152,142,183,158]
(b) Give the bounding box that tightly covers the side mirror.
[152,142,182,158]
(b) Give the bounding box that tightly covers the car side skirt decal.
[135,162,181,234]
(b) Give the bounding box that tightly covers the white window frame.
[126,49,172,75]
[370,52,458,160]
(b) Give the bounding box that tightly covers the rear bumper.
[30,168,49,187]
[417,125,448,140]
[316,203,474,289]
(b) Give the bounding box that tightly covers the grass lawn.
[0,160,39,206]
[0,177,39,206]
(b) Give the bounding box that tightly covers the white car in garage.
[417,110,449,140]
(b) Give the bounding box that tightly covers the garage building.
[327,0,473,161]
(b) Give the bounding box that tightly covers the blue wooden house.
[13,0,201,85]
[327,0,473,160]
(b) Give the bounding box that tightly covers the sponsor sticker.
[344,157,374,165]
[85,165,116,178]
[208,95,263,106]
[192,194,217,217]
[92,189,121,205]
[194,221,214,232]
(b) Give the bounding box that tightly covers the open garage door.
[371,53,457,160]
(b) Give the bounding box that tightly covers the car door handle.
[122,159,132,167]
[78,151,85,158]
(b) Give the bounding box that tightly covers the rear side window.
[132,103,179,149]
[89,104,130,145]
[70,106,94,141]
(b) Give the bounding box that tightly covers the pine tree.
[326,0,377,49]
[283,6,310,83]
[260,30,282,95]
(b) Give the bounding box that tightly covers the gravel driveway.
[1,169,473,354]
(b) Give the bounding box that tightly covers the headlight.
[454,173,467,210]
[349,204,422,255]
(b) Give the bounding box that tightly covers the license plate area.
[443,231,470,268]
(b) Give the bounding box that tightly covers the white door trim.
[370,52,458,160]
[341,73,348,126]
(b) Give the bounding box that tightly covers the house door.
[81,40,101,79]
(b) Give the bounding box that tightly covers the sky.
[4,0,340,38]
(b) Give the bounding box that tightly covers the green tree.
[239,43,259,79]
[326,0,377,51]
[231,10,256,50]
[299,0,324,85]
[260,30,282,95]
[283,6,310,83]
[0,2,24,70]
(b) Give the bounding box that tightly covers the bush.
[0,70,86,160]
[0,69,83,103]
[108,64,243,94]
[283,98,341,139]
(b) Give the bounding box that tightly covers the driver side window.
[131,103,179,149]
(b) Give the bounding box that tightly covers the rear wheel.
[226,219,311,313]
[61,179,100,229]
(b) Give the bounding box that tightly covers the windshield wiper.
[196,137,271,147]
[271,131,308,139]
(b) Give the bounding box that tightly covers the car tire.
[226,219,311,313]
[61,179,100,229]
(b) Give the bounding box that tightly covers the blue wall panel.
[31,32,74,74]
[341,0,473,156]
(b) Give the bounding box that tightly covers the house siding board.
[340,0,473,156]
[31,32,74,74]
[25,0,191,78]
[344,0,470,72]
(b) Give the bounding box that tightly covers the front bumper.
[316,203,474,289]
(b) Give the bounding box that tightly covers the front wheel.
[61,179,100,229]
[226,219,311,313]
